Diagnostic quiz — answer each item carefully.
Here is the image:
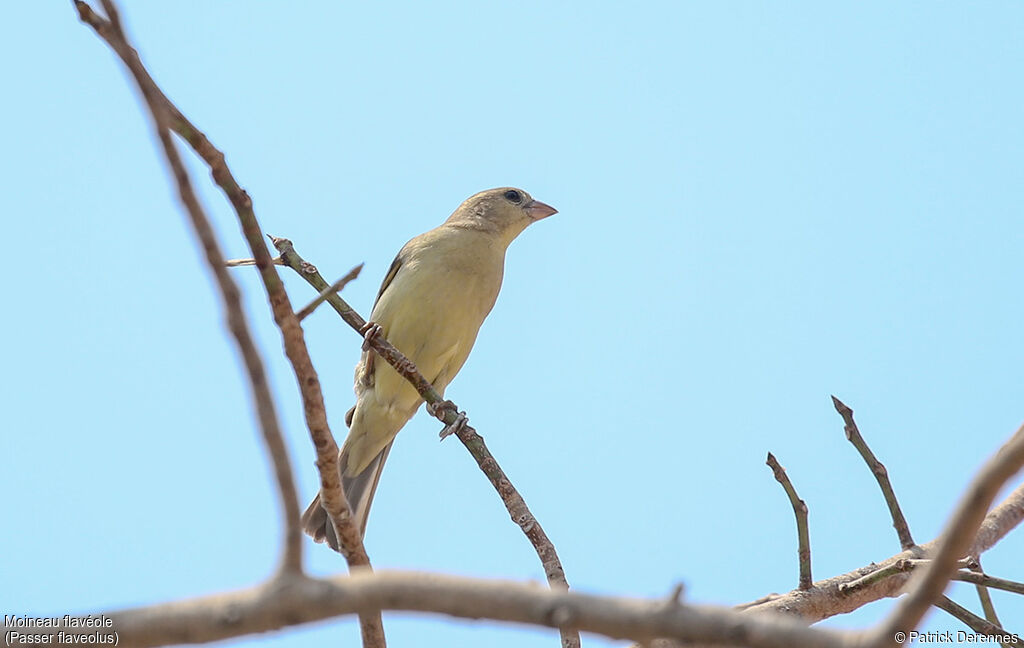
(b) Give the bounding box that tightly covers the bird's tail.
[301,441,394,551]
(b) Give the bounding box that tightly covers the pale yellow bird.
[302,187,556,549]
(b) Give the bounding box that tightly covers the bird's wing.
[374,251,405,307]
[357,249,406,390]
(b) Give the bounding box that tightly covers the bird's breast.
[368,236,505,397]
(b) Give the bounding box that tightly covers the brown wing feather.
[374,252,404,306]
[359,250,405,387]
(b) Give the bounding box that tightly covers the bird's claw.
[426,399,457,419]
[360,322,383,351]
[426,400,470,440]
[439,411,471,441]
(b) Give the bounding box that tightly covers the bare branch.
[73,0,303,576]
[297,264,364,321]
[766,452,812,590]
[269,237,581,648]
[35,570,860,648]
[867,423,1024,646]
[744,469,1024,621]
[934,596,1011,637]
[840,558,1024,599]
[975,586,1003,632]
[75,3,384,644]
[952,569,1024,597]
[832,396,915,549]
[970,558,1005,631]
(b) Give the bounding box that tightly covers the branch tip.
[765,452,812,590]
[667,583,685,606]
[832,397,915,550]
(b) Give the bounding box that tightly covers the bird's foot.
[360,321,383,351]
[426,399,456,420]
[427,400,471,440]
[439,411,471,441]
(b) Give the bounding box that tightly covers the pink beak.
[525,199,558,220]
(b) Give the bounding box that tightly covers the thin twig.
[975,584,1003,631]
[226,256,284,267]
[868,423,1024,646]
[734,594,781,611]
[269,237,581,648]
[74,3,384,645]
[952,569,1024,596]
[831,396,915,550]
[665,583,685,606]
[74,0,304,575]
[297,264,364,321]
[935,596,1011,636]
[970,558,1005,632]
[837,559,913,595]
[839,557,1024,598]
[906,557,978,570]
[766,452,812,590]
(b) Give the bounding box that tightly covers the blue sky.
[3,2,1023,646]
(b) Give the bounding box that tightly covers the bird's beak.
[525,199,557,220]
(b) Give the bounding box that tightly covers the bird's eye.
[503,190,522,203]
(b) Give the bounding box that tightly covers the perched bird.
[302,187,556,550]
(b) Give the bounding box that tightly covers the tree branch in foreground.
[38,571,860,648]
[73,0,304,576]
[970,481,1024,558]
[74,2,384,645]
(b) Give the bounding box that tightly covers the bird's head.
[446,187,557,246]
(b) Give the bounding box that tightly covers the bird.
[301,187,557,550]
